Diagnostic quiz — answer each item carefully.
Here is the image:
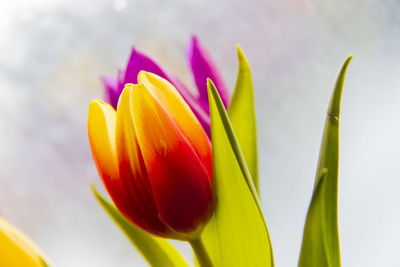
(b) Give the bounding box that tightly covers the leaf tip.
[207,78,217,96]
[90,183,105,205]
[346,55,353,63]
[206,77,213,87]
[327,56,353,118]
[236,44,250,71]
[236,44,243,56]
[90,182,97,194]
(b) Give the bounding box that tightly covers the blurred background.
[1,0,400,266]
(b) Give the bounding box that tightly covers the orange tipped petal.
[88,100,132,218]
[138,71,212,180]
[88,100,119,184]
[132,85,214,234]
[115,86,167,235]
[116,85,146,179]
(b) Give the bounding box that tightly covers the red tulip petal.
[138,71,213,180]
[132,85,214,235]
[115,86,167,235]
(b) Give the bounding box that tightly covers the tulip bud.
[88,72,214,240]
[0,217,49,266]
[102,36,230,136]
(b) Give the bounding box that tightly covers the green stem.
[189,237,214,267]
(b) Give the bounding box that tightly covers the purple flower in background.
[101,36,230,136]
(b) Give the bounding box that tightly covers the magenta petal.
[102,46,213,136]
[124,48,169,84]
[101,76,120,109]
[186,36,230,109]
[124,47,212,136]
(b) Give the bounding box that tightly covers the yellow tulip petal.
[88,100,129,212]
[138,71,212,179]
[0,217,47,266]
[88,99,118,180]
[115,85,145,179]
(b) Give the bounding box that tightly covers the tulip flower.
[0,217,49,267]
[88,71,214,241]
[101,36,230,136]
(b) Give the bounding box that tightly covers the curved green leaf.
[201,80,274,267]
[91,185,189,267]
[228,45,259,194]
[298,56,352,267]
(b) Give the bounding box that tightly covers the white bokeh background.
[1,0,400,266]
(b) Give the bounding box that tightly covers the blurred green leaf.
[40,257,50,267]
[228,45,259,194]
[201,80,274,267]
[91,185,189,267]
[298,56,352,267]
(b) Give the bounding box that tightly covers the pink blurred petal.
[101,76,120,109]
[186,36,230,109]
[124,47,169,84]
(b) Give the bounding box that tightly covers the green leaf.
[298,56,352,267]
[91,185,189,267]
[201,80,274,267]
[228,45,259,194]
[40,257,51,267]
